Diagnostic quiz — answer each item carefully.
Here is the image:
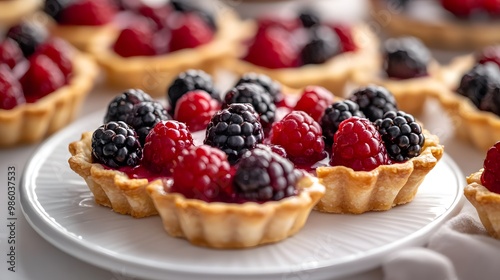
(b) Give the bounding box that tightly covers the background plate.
[20,110,465,280]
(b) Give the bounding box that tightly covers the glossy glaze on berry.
[293,85,334,122]
[204,103,264,164]
[330,117,390,171]
[125,101,171,145]
[383,36,430,80]
[374,111,425,162]
[481,141,500,193]
[348,85,398,122]
[174,90,221,132]
[20,53,66,102]
[91,121,142,168]
[320,100,365,146]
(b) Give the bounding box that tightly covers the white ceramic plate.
[20,110,465,280]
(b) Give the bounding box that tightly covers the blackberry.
[383,36,430,79]
[235,72,283,103]
[348,85,398,122]
[457,62,500,108]
[44,0,73,21]
[103,89,153,123]
[167,69,220,113]
[6,22,48,57]
[480,85,500,116]
[223,83,276,129]
[126,101,171,145]
[204,103,264,164]
[374,111,425,162]
[91,121,142,168]
[320,100,365,146]
[298,8,321,28]
[300,25,340,65]
[234,147,299,201]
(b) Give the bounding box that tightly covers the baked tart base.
[88,9,253,96]
[0,0,42,26]
[0,52,98,147]
[465,170,500,239]
[315,131,444,214]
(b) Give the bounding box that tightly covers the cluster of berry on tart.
[0,19,97,147]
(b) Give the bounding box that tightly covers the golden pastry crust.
[369,0,500,50]
[349,61,444,116]
[434,54,500,152]
[147,175,325,249]
[0,0,42,26]
[223,24,379,96]
[315,131,443,214]
[88,9,253,96]
[0,52,98,147]
[465,170,500,239]
[68,132,158,218]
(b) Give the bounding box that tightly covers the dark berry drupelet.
[300,25,341,65]
[44,0,72,21]
[374,110,425,162]
[298,8,321,28]
[235,72,283,103]
[167,69,220,113]
[457,62,500,108]
[320,100,365,146]
[126,101,171,145]
[103,89,153,123]
[91,121,142,168]
[383,36,430,79]
[204,103,264,165]
[223,83,276,129]
[6,22,48,57]
[348,85,398,122]
[234,147,299,202]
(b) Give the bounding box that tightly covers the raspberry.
[294,86,334,122]
[58,0,117,26]
[243,26,300,69]
[126,101,171,145]
[330,117,390,171]
[34,38,73,81]
[383,36,430,79]
[440,0,481,17]
[142,120,193,175]
[234,147,299,202]
[168,12,214,52]
[91,121,142,168]
[204,103,264,164]
[481,142,500,193]
[6,22,48,57]
[269,110,326,166]
[167,69,220,113]
[332,24,357,52]
[0,65,25,110]
[171,145,232,202]
[137,3,172,30]
[320,100,365,146]
[234,72,283,103]
[20,53,66,103]
[173,90,221,132]
[113,18,168,57]
[483,0,500,16]
[374,111,425,162]
[300,25,340,65]
[0,38,23,69]
[223,83,276,130]
[104,88,153,123]
[255,17,301,33]
[457,62,500,108]
[348,85,398,122]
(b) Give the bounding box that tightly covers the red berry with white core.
[20,54,65,103]
[330,117,390,171]
[168,12,214,52]
[142,120,194,175]
[269,110,326,165]
[171,145,233,202]
[174,90,221,132]
[0,65,25,109]
[0,38,23,70]
[481,141,500,193]
[294,86,334,122]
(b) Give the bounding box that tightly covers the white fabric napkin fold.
[382,202,500,280]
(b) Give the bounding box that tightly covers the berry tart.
[434,45,500,151]
[223,8,379,95]
[0,20,97,147]
[87,0,252,96]
[68,88,324,248]
[370,0,500,50]
[464,141,500,239]
[0,0,42,26]
[350,36,444,116]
